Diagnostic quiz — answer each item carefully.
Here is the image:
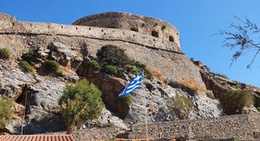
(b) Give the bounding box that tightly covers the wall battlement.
[0,12,181,53]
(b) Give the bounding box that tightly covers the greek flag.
[118,72,143,98]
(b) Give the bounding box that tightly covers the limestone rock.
[48,41,83,70]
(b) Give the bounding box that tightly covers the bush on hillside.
[86,59,99,68]
[126,64,142,74]
[254,95,260,111]
[43,60,60,73]
[59,79,104,132]
[115,95,133,105]
[221,89,254,114]
[96,44,153,78]
[0,48,11,60]
[97,45,128,67]
[21,51,34,63]
[19,60,35,72]
[0,96,13,129]
[168,94,194,119]
[104,65,118,75]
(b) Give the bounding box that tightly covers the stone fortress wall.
[0,12,181,53]
[73,12,180,47]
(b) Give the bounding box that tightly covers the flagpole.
[145,88,148,141]
[142,71,148,141]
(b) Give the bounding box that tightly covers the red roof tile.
[0,135,74,141]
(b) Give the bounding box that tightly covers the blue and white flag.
[118,72,143,98]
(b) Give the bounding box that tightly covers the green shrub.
[0,96,13,129]
[96,45,152,78]
[97,45,128,67]
[0,48,11,60]
[44,60,60,73]
[168,94,194,119]
[104,65,118,75]
[121,95,133,104]
[126,64,142,74]
[86,60,99,68]
[115,95,133,108]
[221,89,254,115]
[170,94,194,111]
[19,60,35,72]
[59,79,104,132]
[254,95,260,110]
[21,51,34,63]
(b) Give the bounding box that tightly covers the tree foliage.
[59,79,104,132]
[221,89,254,115]
[97,45,128,67]
[218,16,260,68]
[0,96,13,129]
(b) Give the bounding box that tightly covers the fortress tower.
[73,12,180,47]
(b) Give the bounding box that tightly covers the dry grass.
[146,68,166,88]
[180,78,206,92]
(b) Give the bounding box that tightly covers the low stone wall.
[69,114,260,140]
[129,113,260,140]
[72,127,123,141]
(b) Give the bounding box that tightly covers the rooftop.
[0,135,74,141]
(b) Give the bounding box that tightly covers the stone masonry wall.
[73,12,181,47]
[69,114,260,140]
[128,113,260,140]
[0,18,181,53]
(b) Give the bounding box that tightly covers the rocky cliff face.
[0,12,259,138]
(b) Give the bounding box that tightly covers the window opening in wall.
[152,31,159,38]
[130,28,138,32]
[169,36,174,42]
[107,25,116,28]
[161,25,166,30]
[61,26,63,29]
[76,27,78,30]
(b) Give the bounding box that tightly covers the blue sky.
[1,1,260,87]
